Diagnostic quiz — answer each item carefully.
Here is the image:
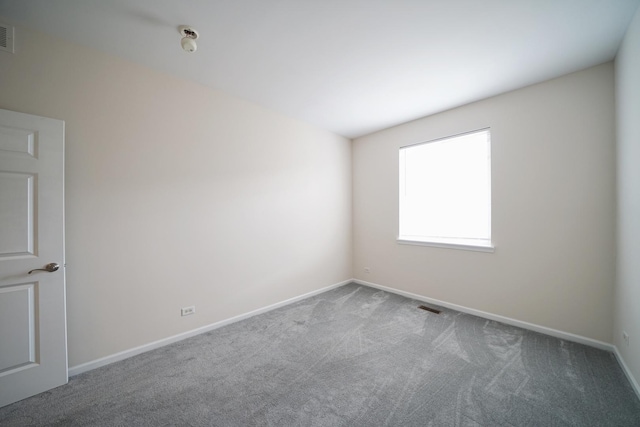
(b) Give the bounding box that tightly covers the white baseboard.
[68,279,352,377]
[353,279,614,351]
[356,279,640,399]
[613,346,640,400]
[70,277,639,400]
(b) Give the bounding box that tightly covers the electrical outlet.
[364,267,370,273]
[623,331,629,346]
[181,306,195,316]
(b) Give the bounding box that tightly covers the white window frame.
[398,128,494,252]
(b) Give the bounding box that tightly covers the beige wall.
[0,26,352,367]
[615,6,640,386]
[353,63,616,343]
[0,20,627,373]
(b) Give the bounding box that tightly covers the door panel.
[0,283,36,371]
[0,172,35,256]
[0,109,67,408]
[0,125,36,157]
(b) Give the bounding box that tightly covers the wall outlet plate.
[181,306,195,316]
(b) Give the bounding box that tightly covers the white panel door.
[0,109,67,407]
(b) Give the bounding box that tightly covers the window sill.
[397,237,495,253]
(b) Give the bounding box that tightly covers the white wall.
[614,6,640,387]
[0,26,352,367]
[353,63,616,343]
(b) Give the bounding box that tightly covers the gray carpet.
[1,283,639,426]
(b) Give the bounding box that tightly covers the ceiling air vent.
[0,24,15,53]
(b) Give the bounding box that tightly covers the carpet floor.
[1,283,639,426]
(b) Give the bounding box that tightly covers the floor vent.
[418,305,441,314]
[0,23,15,53]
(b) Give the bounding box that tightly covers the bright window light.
[399,129,492,251]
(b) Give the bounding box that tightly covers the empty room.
[1,0,639,425]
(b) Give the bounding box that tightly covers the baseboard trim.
[68,279,352,377]
[613,346,640,400]
[353,279,614,351]
[356,279,640,398]
[70,276,639,399]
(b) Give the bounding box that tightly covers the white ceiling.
[1,0,639,138]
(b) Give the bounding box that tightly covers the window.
[398,129,493,252]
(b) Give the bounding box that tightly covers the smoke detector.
[179,26,199,53]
